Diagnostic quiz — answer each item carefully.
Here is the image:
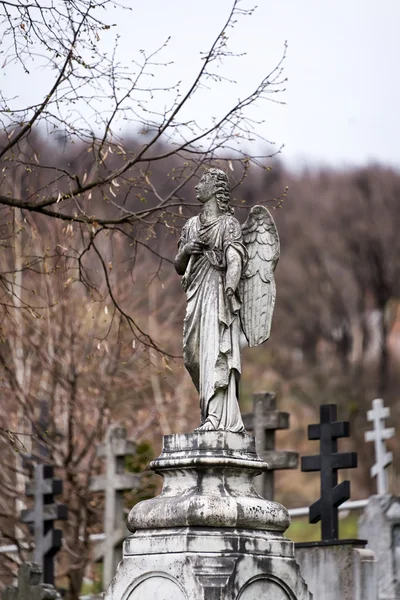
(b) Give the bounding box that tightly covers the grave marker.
[301,404,357,541]
[242,392,298,500]
[90,424,141,590]
[364,398,394,495]
[2,562,60,600]
[20,466,67,585]
[358,495,400,599]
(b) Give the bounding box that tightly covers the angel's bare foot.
[195,421,215,432]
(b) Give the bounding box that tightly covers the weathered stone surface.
[358,494,400,599]
[353,548,377,600]
[242,392,299,500]
[107,528,310,599]
[128,431,289,533]
[106,431,311,600]
[295,543,377,600]
[2,562,60,600]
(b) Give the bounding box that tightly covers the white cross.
[365,398,395,495]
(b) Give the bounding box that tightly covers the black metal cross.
[301,404,357,541]
[20,465,67,586]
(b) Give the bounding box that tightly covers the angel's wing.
[239,205,280,347]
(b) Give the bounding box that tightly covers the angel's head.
[195,168,233,214]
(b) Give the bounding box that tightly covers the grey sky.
[3,0,400,169]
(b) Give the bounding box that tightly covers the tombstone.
[20,465,67,585]
[2,562,60,600]
[90,424,141,591]
[358,398,398,599]
[242,392,298,500]
[364,398,394,495]
[104,432,311,600]
[359,495,400,600]
[295,544,377,600]
[295,404,378,600]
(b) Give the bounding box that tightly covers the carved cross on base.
[20,466,67,585]
[242,392,298,500]
[2,562,60,600]
[90,424,141,590]
[301,404,357,541]
[365,398,395,495]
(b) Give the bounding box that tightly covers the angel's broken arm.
[225,246,243,314]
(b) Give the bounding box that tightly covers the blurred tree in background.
[0,0,286,350]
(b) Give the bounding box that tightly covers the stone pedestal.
[295,541,377,600]
[105,431,311,600]
[358,494,400,599]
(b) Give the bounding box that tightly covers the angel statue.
[174,168,280,432]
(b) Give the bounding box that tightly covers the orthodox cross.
[34,399,50,458]
[20,465,67,586]
[2,562,60,600]
[301,404,357,541]
[242,392,298,500]
[365,398,395,495]
[90,424,141,590]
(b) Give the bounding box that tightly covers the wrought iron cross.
[365,398,395,495]
[20,465,67,585]
[301,404,357,541]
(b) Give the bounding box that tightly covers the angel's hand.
[184,241,205,256]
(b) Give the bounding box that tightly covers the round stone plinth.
[128,431,290,533]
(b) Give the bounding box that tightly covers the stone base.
[358,494,400,599]
[295,541,377,600]
[105,432,311,600]
[106,528,310,599]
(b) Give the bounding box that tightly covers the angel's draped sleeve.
[222,216,248,314]
[223,215,248,277]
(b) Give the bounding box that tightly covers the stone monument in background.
[90,424,141,590]
[2,562,60,600]
[242,392,298,500]
[358,398,398,600]
[105,168,311,599]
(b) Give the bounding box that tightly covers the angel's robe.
[179,213,248,432]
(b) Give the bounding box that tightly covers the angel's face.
[195,173,215,204]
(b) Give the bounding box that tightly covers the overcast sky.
[3,0,400,170]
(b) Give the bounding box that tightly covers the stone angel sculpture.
[174,168,279,432]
